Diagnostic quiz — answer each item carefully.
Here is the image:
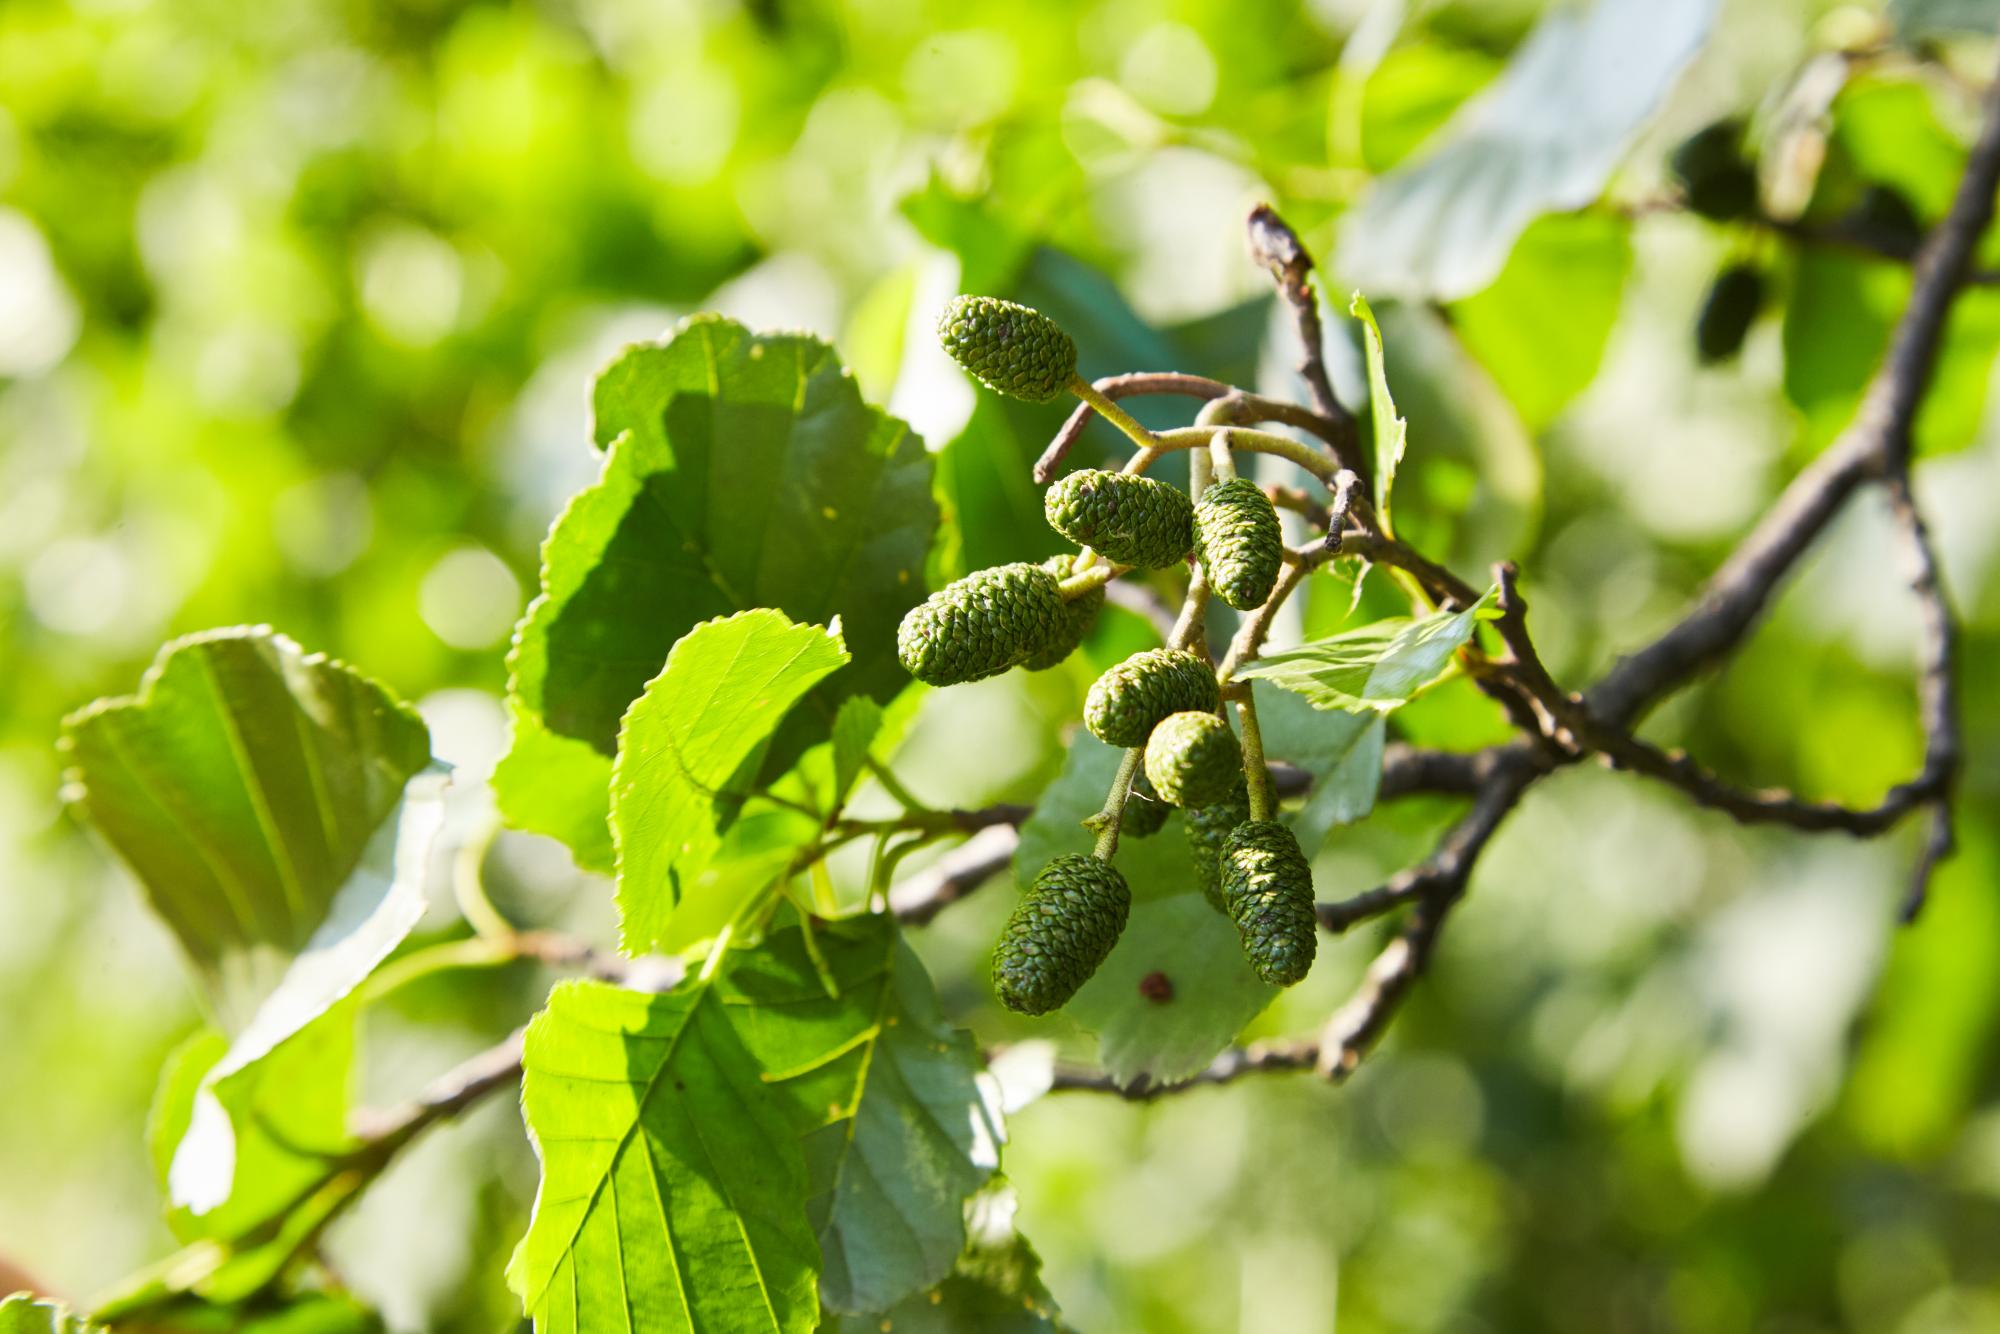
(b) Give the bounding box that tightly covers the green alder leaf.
[611,610,849,955]
[509,977,822,1333]
[1016,734,1277,1086]
[0,1295,100,1334]
[1238,587,1499,717]
[93,1167,367,1315]
[510,920,1001,1331]
[829,696,884,808]
[655,805,823,954]
[60,626,433,996]
[94,1294,384,1333]
[1338,0,1714,298]
[499,317,937,871]
[730,918,1002,1314]
[151,1002,356,1235]
[821,1185,1063,1333]
[1350,294,1407,532]
[1888,0,2000,40]
[1450,213,1631,431]
[1251,684,1386,856]
[1782,83,2000,458]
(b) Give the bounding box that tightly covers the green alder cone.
[938,295,1078,403]
[1121,769,1172,837]
[1695,263,1764,365]
[1083,648,1220,748]
[992,853,1132,1015]
[1185,770,1250,911]
[1044,470,1195,570]
[897,562,1067,686]
[1144,710,1243,809]
[1220,820,1318,987]
[1192,478,1283,611]
[1019,553,1103,671]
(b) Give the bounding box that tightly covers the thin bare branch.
[1246,203,1365,480]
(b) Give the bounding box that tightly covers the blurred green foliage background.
[5,0,2000,1329]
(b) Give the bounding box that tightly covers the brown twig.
[1034,373,1350,484]
[1053,53,2000,1101]
[1246,203,1365,480]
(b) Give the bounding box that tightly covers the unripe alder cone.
[1144,711,1242,808]
[897,562,1066,686]
[1186,771,1250,912]
[938,295,1077,403]
[1019,553,1103,672]
[1220,820,1318,987]
[1193,479,1283,611]
[1044,470,1195,570]
[1121,770,1172,838]
[1084,648,1220,748]
[1696,263,1764,365]
[992,854,1131,1015]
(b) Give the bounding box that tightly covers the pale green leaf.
[60,627,433,995]
[829,697,884,808]
[1338,0,1715,298]
[0,1295,100,1334]
[1252,684,1386,856]
[158,1001,357,1230]
[611,610,849,955]
[1017,735,1276,1086]
[500,317,937,870]
[1239,587,1499,716]
[1350,294,1407,531]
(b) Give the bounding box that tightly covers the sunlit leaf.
[0,1295,100,1333]
[499,316,937,870]
[1350,294,1407,531]
[1238,588,1498,716]
[612,610,848,955]
[509,919,1001,1329]
[60,627,433,998]
[829,696,884,808]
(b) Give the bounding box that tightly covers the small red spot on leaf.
[1139,970,1173,1003]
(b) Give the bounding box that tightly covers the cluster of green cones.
[900,294,1319,1016]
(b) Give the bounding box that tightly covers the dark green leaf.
[821,1186,1063,1333]
[734,918,1002,1314]
[498,316,937,869]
